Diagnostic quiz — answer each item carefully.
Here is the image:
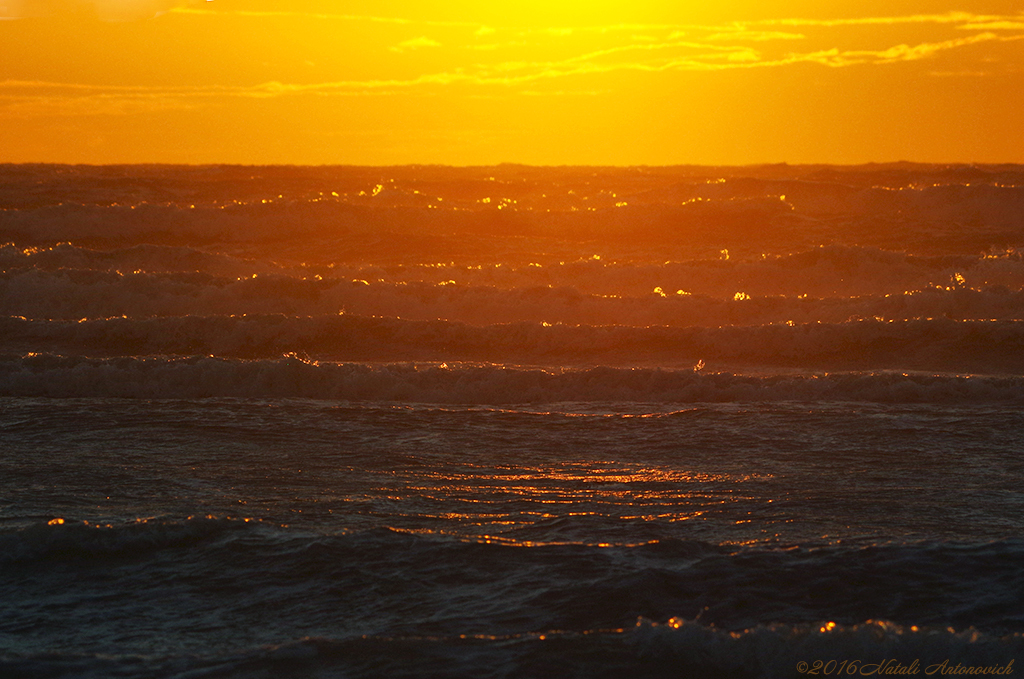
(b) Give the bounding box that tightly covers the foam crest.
[2,620,1018,679]
[2,354,1023,402]
[628,618,1022,677]
[0,516,257,564]
[4,314,1024,373]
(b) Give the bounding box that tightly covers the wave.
[6,519,1024,632]
[2,621,1020,679]
[2,353,1023,401]
[3,518,1023,677]
[0,242,271,278]
[4,313,1024,373]
[0,515,258,564]
[5,241,1022,288]
[4,260,1024,327]
[4,164,1024,679]
[5,241,1024,332]
[3,164,1024,265]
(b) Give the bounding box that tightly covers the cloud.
[483,38,753,73]
[390,36,442,53]
[4,7,1023,119]
[160,8,1024,38]
[957,21,1024,31]
[704,30,805,42]
[793,32,1018,67]
[0,0,208,21]
[169,6,477,29]
[5,24,1021,118]
[764,12,1005,28]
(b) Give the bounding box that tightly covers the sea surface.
[1,163,1023,678]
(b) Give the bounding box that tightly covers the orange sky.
[2,0,1023,165]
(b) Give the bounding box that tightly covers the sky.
[1,0,1023,165]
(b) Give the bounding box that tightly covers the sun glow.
[2,0,1023,163]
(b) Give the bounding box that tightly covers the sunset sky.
[2,0,1023,165]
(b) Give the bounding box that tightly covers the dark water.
[2,399,1023,677]
[1,164,1023,677]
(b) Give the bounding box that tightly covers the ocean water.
[1,163,1023,678]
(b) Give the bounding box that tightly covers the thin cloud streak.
[0,33,1009,104]
[2,0,206,21]
[4,12,1023,116]
[169,7,480,29]
[171,7,1024,36]
[765,11,1015,28]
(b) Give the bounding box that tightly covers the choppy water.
[1,163,1023,677]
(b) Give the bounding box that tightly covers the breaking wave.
[2,516,1022,678]
[2,353,1023,402]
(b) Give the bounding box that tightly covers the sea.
[1,163,1023,678]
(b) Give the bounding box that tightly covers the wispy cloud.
[704,30,806,42]
[764,12,1013,28]
[1,0,206,21]
[957,20,1024,31]
[169,8,1024,35]
[168,6,478,29]
[390,36,442,53]
[158,6,1024,72]
[838,32,1005,64]
[5,23,1022,117]
[5,8,1023,116]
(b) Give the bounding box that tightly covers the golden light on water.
[352,459,770,543]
